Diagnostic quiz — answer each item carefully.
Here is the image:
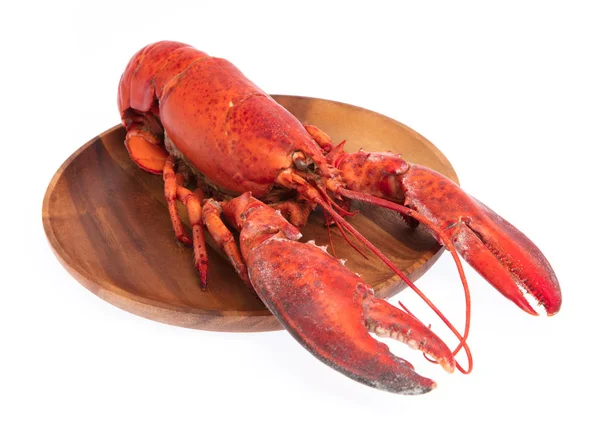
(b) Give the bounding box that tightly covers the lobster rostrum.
[118,41,562,394]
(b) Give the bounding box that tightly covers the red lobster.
[118,41,561,394]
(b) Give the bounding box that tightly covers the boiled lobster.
[118,41,561,394]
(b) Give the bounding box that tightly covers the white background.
[2,1,598,430]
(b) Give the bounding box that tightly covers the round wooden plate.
[43,95,459,332]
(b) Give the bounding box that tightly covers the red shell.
[119,41,331,197]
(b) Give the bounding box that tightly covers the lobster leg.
[176,187,209,289]
[163,155,191,245]
[202,199,251,287]
[163,156,250,288]
[164,155,213,287]
[221,193,455,394]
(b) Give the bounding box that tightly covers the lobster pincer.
[221,192,455,394]
[333,150,562,316]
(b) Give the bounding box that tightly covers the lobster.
[118,41,561,394]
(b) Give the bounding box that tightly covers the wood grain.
[42,95,459,332]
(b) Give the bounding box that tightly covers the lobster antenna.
[337,190,472,349]
[396,297,472,374]
[329,211,369,259]
[329,197,358,217]
[319,191,473,374]
[323,212,338,258]
[315,185,369,259]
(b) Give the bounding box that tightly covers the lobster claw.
[248,238,455,394]
[223,193,455,394]
[336,153,562,317]
[400,165,561,316]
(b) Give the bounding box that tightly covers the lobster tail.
[118,41,208,174]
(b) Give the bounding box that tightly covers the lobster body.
[119,41,330,197]
[118,41,561,394]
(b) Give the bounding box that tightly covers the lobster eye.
[292,151,308,171]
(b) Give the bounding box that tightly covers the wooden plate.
[42,95,459,332]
